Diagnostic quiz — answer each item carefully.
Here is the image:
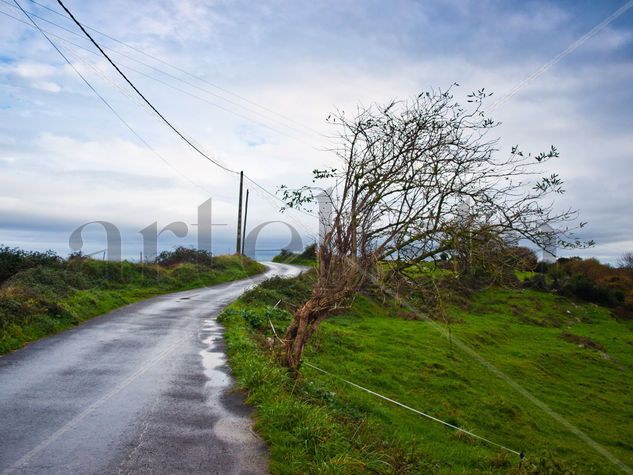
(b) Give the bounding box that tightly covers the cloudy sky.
[0,0,632,262]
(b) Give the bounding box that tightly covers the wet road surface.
[0,262,302,475]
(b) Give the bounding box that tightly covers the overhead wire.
[489,0,633,112]
[67,51,242,201]
[26,0,327,139]
[0,0,329,145]
[3,1,318,233]
[50,0,238,176]
[6,1,237,202]
[0,5,323,153]
[61,42,318,235]
[66,0,318,219]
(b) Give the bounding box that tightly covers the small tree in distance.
[618,252,633,269]
[280,86,590,372]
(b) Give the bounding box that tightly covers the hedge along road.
[0,262,302,475]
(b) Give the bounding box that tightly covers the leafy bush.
[240,308,265,329]
[246,272,315,308]
[535,261,553,274]
[300,243,317,260]
[277,249,294,260]
[8,266,94,293]
[522,273,546,291]
[525,257,633,318]
[0,246,61,284]
[155,246,215,267]
[560,274,623,307]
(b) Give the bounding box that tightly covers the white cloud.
[584,27,633,52]
[503,3,570,32]
[32,81,61,93]
[0,0,631,261]
[6,61,57,79]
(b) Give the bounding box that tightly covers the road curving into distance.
[0,262,302,475]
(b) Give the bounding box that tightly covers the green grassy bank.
[0,247,264,354]
[220,272,633,474]
[271,244,317,267]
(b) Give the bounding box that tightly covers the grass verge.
[0,253,264,354]
[220,272,633,474]
[272,245,317,267]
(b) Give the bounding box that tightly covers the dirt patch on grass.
[560,332,605,351]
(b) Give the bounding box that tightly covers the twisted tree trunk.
[283,253,369,372]
[283,297,324,371]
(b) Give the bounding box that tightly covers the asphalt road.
[0,262,302,475]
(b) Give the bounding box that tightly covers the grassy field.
[220,272,633,474]
[0,253,264,354]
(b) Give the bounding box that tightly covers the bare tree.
[280,87,589,372]
[618,252,633,269]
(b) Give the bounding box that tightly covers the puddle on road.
[198,313,266,469]
[195,266,300,471]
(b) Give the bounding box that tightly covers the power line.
[0,5,314,146]
[1,1,332,222]
[3,1,318,227]
[7,1,237,202]
[1,4,317,223]
[53,0,317,219]
[50,0,317,221]
[24,0,327,140]
[490,0,633,111]
[53,0,237,175]
[0,0,329,147]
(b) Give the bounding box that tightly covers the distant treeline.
[525,256,633,319]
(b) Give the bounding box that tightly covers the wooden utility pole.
[241,189,249,255]
[236,171,244,254]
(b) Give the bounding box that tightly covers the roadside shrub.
[0,247,264,354]
[265,305,293,332]
[0,282,69,332]
[560,274,623,307]
[277,249,294,260]
[240,308,265,329]
[8,266,94,293]
[155,246,215,267]
[526,257,633,318]
[273,244,318,265]
[300,243,317,261]
[241,286,282,305]
[63,259,146,287]
[0,294,27,330]
[0,246,61,284]
[170,263,205,284]
[259,272,315,307]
